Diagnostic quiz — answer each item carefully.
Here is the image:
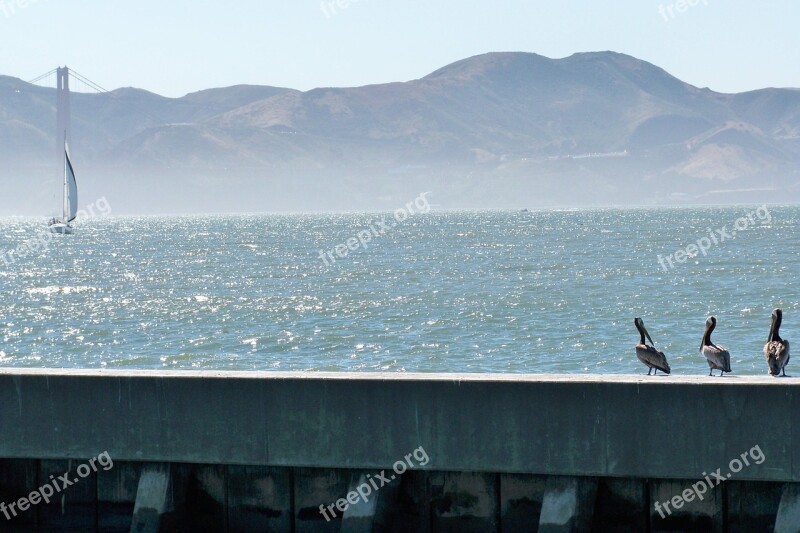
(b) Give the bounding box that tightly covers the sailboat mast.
[63,135,68,221]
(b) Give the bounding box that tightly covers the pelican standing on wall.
[700,316,732,376]
[634,318,671,375]
[764,308,790,377]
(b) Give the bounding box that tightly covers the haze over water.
[0,206,795,375]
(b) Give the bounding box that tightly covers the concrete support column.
[538,475,598,532]
[774,483,800,533]
[130,464,174,533]
[341,471,401,532]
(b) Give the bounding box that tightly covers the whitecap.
[26,286,96,295]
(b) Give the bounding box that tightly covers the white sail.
[65,145,78,222]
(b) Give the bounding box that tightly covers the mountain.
[2,52,799,214]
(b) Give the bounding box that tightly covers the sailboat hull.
[48,223,73,234]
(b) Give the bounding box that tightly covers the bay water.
[0,206,795,375]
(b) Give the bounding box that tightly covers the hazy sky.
[2,0,798,97]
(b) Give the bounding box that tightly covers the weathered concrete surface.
[390,470,432,532]
[0,459,37,531]
[0,369,797,485]
[593,478,646,532]
[226,465,292,531]
[340,472,400,533]
[186,464,227,530]
[39,459,96,530]
[500,474,545,530]
[130,465,172,533]
[727,481,782,532]
[429,472,498,532]
[775,483,800,533]
[340,473,381,533]
[538,476,597,532]
[0,458,798,531]
[294,468,350,532]
[649,479,723,532]
[97,461,141,532]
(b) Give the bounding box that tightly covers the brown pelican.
[634,318,670,375]
[764,308,790,376]
[700,316,731,376]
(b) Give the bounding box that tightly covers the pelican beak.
[767,313,776,343]
[701,317,712,351]
[643,326,655,347]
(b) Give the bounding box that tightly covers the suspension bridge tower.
[56,66,71,157]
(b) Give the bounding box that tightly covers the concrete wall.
[0,370,796,480]
[0,370,798,531]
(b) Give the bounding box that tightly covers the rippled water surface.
[0,207,797,375]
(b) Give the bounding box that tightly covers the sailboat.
[48,137,78,234]
[47,66,77,234]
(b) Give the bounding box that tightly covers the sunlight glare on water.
[0,206,796,375]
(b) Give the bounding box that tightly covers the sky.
[1,0,798,97]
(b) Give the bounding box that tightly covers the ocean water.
[0,206,796,375]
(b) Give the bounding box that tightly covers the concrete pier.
[0,369,797,531]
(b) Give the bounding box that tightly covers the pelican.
[764,308,790,377]
[634,318,670,375]
[700,316,731,376]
